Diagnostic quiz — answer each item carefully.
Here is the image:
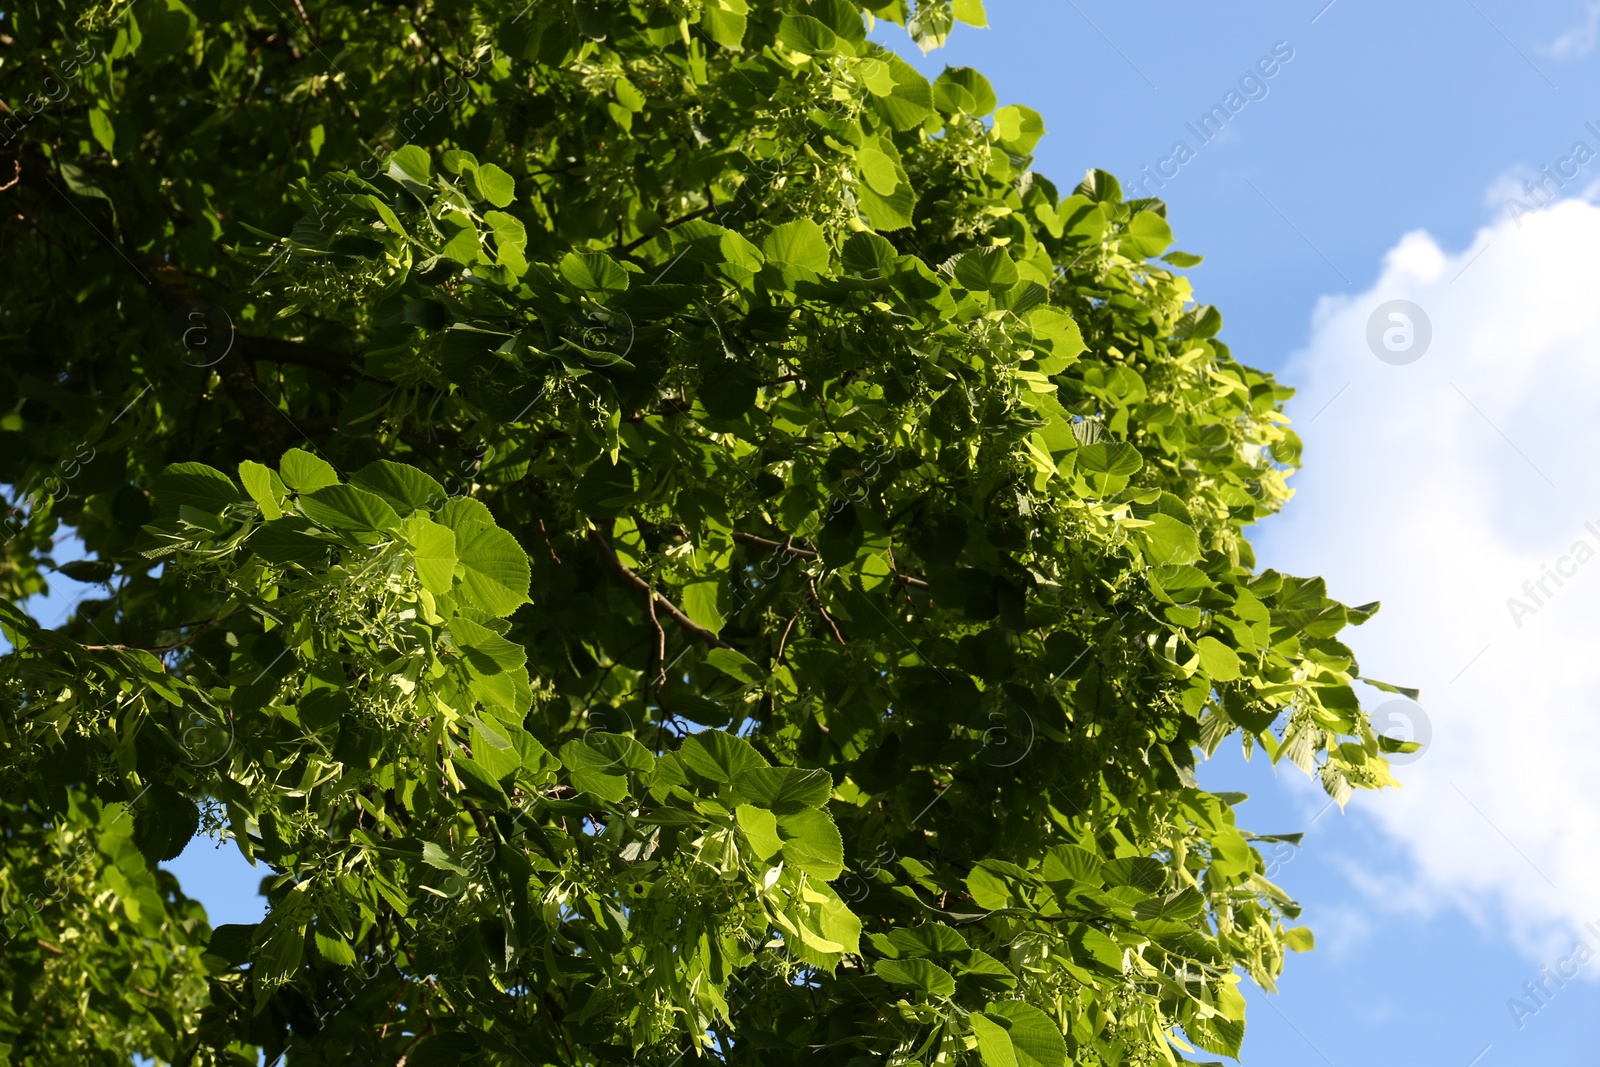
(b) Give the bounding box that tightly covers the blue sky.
[18,2,1600,1061]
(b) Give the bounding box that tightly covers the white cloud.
[1254,195,1600,963]
[1545,2,1600,60]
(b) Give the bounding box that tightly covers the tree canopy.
[0,1,1414,1064]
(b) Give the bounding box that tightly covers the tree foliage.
[0,1,1412,1064]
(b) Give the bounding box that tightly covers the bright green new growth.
[0,1,1413,1064]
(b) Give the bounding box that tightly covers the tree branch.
[619,203,717,254]
[808,578,847,646]
[588,527,732,650]
[80,607,247,654]
[644,579,667,687]
[732,531,930,589]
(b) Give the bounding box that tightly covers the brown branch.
[461,800,491,839]
[774,612,799,666]
[808,578,847,646]
[732,531,930,589]
[588,527,732,650]
[535,516,562,564]
[619,203,717,254]
[644,582,667,687]
[80,607,246,654]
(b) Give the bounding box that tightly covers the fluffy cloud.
[1545,3,1600,60]
[1253,195,1600,961]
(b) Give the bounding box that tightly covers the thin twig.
[644,580,667,687]
[808,578,847,646]
[79,607,247,654]
[733,531,929,589]
[588,527,732,649]
[619,204,718,253]
[774,612,799,666]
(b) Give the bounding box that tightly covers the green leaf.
[558,747,629,802]
[451,614,528,676]
[984,1001,1067,1067]
[57,559,115,583]
[1042,844,1101,884]
[872,55,935,130]
[857,146,901,196]
[701,0,750,48]
[762,219,831,282]
[966,860,1024,911]
[138,0,197,60]
[278,448,340,493]
[1196,636,1242,682]
[1123,210,1175,258]
[1024,308,1087,372]
[239,460,286,519]
[58,161,115,215]
[387,145,432,192]
[89,107,116,153]
[734,766,832,813]
[1135,513,1201,566]
[777,14,843,55]
[735,803,783,861]
[437,496,495,531]
[154,463,240,515]
[934,67,997,116]
[679,730,767,785]
[1283,926,1315,952]
[992,104,1045,153]
[843,231,899,276]
[953,247,1018,292]
[251,889,310,1009]
[451,754,511,807]
[882,924,969,957]
[475,163,516,207]
[854,137,918,231]
[439,217,480,265]
[681,578,723,635]
[251,516,329,567]
[205,924,258,967]
[454,521,532,617]
[777,807,845,879]
[351,461,446,515]
[1076,441,1143,477]
[873,958,956,997]
[971,1012,1019,1067]
[1186,1011,1244,1059]
[560,251,630,297]
[132,785,200,864]
[421,840,468,874]
[704,647,765,686]
[953,0,988,26]
[485,210,528,272]
[299,484,403,534]
[1133,886,1204,923]
[405,517,458,595]
[313,930,358,966]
